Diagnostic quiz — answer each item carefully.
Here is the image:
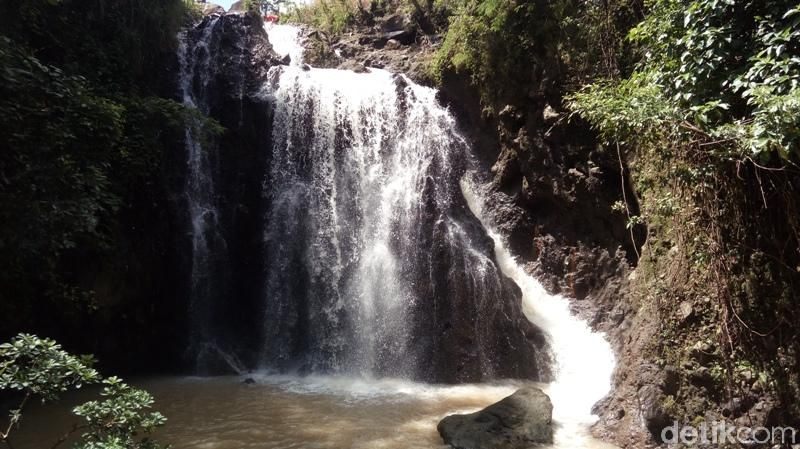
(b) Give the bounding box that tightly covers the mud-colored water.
[13,375,617,449]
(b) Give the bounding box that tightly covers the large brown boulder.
[438,387,554,449]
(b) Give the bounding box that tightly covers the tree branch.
[1,393,30,449]
[50,423,88,449]
[616,142,641,261]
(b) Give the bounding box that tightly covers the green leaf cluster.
[0,334,99,401]
[572,0,800,160]
[432,0,562,102]
[0,38,124,289]
[570,0,800,424]
[0,0,224,327]
[73,377,167,449]
[430,0,642,104]
[283,0,367,34]
[1,334,167,449]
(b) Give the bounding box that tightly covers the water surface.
[14,375,617,449]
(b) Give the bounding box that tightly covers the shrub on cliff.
[432,0,642,104]
[570,0,800,428]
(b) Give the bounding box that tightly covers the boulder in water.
[438,387,554,449]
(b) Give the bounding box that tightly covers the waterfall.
[265,23,304,66]
[261,23,615,447]
[260,25,546,381]
[178,17,232,373]
[176,20,615,444]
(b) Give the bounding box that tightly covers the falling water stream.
[14,23,617,449]
[461,176,617,448]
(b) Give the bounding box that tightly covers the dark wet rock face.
[438,387,554,449]
[174,12,281,371]
[432,41,645,446]
[637,384,672,440]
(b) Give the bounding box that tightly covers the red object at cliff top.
[264,14,279,23]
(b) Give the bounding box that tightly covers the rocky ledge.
[291,13,438,84]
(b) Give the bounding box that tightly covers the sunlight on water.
[265,24,305,66]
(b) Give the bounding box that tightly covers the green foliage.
[0,334,99,401]
[0,38,216,312]
[282,0,448,39]
[0,0,189,92]
[571,0,800,424]
[0,38,124,289]
[283,0,366,34]
[0,0,225,329]
[73,377,167,449]
[569,72,678,144]
[246,0,290,14]
[0,334,167,449]
[432,0,562,102]
[742,87,800,158]
[430,0,642,104]
[573,0,800,160]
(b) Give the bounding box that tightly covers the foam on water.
[248,373,522,403]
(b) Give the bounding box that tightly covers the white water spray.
[461,177,617,448]
[265,23,304,66]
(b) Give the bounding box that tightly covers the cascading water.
[461,177,617,448]
[167,19,615,449]
[178,17,238,373]
[265,23,304,66]
[260,39,545,379]
[260,24,616,447]
[15,19,619,449]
